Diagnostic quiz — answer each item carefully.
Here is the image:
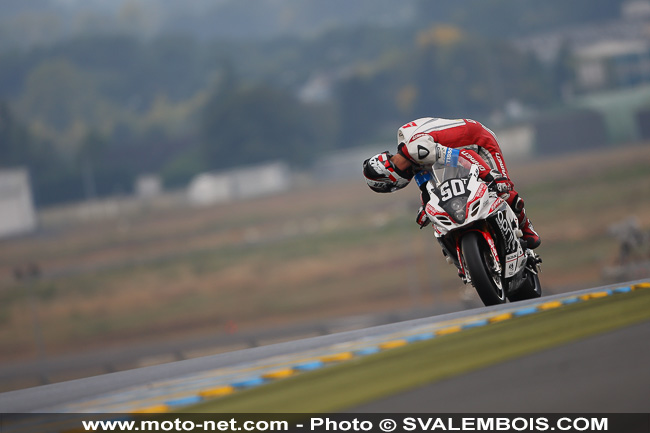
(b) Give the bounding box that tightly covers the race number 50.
[440,179,466,201]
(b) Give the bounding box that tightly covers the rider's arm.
[362,139,461,194]
[457,148,491,178]
[397,135,460,168]
[458,148,514,193]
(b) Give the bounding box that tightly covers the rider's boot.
[515,206,541,250]
[519,212,541,249]
[508,192,541,249]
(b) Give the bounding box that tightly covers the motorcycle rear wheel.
[507,266,542,302]
[461,232,507,306]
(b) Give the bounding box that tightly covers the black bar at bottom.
[1,413,648,433]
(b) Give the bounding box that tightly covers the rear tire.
[507,266,542,302]
[461,232,507,306]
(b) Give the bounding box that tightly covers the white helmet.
[397,117,436,146]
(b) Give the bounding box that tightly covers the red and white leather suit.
[396,117,540,249]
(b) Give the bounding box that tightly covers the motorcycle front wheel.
[461,231,507,306]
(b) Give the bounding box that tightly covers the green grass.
[181,288,650,413]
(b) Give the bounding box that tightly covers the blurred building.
[574,40,650,92]
[312,145,381,182]
[0,168,37,238]
[134,174,163,199]
[514,0,650,75]
[622,0,650,20]
[230,161,291,200]
[187,172,233,207]
[493,124,535,161]
[513,0,650,150]
[187,161,291,206]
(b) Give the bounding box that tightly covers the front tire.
[461,232,507,306]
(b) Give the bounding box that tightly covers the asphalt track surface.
[0,281,648,413]
[348,320,650,413]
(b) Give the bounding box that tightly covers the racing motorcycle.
[415,156,542,306]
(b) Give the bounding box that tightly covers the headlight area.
[444,196,468,223]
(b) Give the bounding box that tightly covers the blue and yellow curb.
[57,281,650,415]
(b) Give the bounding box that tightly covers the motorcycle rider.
[362,117,541,249]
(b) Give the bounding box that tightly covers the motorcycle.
[414,156,542,306]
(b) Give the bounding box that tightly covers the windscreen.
[432,155,473,185]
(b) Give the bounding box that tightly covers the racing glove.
[416,205,430,229]
[484,169,513,194]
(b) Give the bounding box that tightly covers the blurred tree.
[0,101,84,205]
[396,85,418,116]
[0,2,602,206]
[17,59,92,131]
[409,25,494,117]
[552,40,575,101]
[160,144,206,188]
[0,102,31,166]
[406,26,555,119]
[77,130,108,200]
[201,81,334,169]
[411,31,449,116]
[0,50,39,100]
[335,74,384,147]
[77,130,106,162]
[15,58,116,153]
[126,35,214,108]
